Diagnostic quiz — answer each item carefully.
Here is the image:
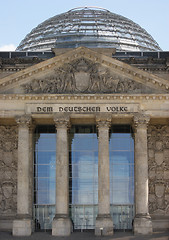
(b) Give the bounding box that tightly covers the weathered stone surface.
[155,184,165,198]
[155,141,163,151]
[148,149,154,158]
[155,152,164,165]
[134,217,153,235]
[12,115,32,236]
[52,115,71,236]
[133,114,152,235]
[95,116,113,236]
[95,215,114,236]
[149,170,156,180]
[164,149,169,164]
[0,126,17,215]
[164,171,169,179]
[148,125,169,217]
[13,219,32,236]
[52,217,72,236]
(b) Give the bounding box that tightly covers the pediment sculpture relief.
[22,58,155,94]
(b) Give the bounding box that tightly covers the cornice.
[0,94,168,101]
[0,47,169,93]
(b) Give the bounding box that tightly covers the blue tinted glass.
[34,126,56,206]
[35,133,56,151]
[110,151,134,165]
[70,126,98,206]
[35,151,56,165]
[109,126,134,205]
[72,133,98,151]
[109,133,132,150]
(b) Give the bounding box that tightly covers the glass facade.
[109,125,134,229]
[33,124,134,231]
[69,125,98,230]
[33,126,56,230]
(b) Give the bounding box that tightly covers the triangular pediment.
[0,47,169,94]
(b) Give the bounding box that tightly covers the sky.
[0,0,168,51]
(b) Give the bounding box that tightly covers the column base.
[134,214,153,235]
[52,214,72,236]
[95,214,114,236]
[13,216,32,236]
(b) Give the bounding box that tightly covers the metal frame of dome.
[16,7,161,52]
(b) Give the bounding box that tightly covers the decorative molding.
[0,94,168,101]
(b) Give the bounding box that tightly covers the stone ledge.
[152,217,169,231]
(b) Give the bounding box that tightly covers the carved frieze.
[148,125,169,215]
[0,126,18,215]
[22,57,155,94]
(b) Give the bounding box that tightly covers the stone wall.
[148,125,169,229]
[0,126,18,216]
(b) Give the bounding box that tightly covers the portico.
[10,108,152,236]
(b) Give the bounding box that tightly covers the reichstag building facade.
[0,7,168,236]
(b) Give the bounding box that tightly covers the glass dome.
[16,7,161,52]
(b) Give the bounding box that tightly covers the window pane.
[34,125,56,230]
[69,125,98,229]
[109,125,134,229]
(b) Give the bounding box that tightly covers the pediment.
[0,47,169,94]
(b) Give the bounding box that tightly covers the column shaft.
[55,125,69,215]
[52,115,72,236]
[98,124,110,215]
[95,115,113,236]
[135,125,149,215]
[13,115,32,236]
[133,114,152,235]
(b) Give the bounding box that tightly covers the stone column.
[13,115,32,236]
[133,113,152,235]
[52,114,72,236]
[95,115,114,236]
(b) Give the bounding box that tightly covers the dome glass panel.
[16,7,161,52]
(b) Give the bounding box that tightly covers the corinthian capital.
[96,113,112,129]
[133,113,150,129]
[15,115,32,127]
[53,113,70,129]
